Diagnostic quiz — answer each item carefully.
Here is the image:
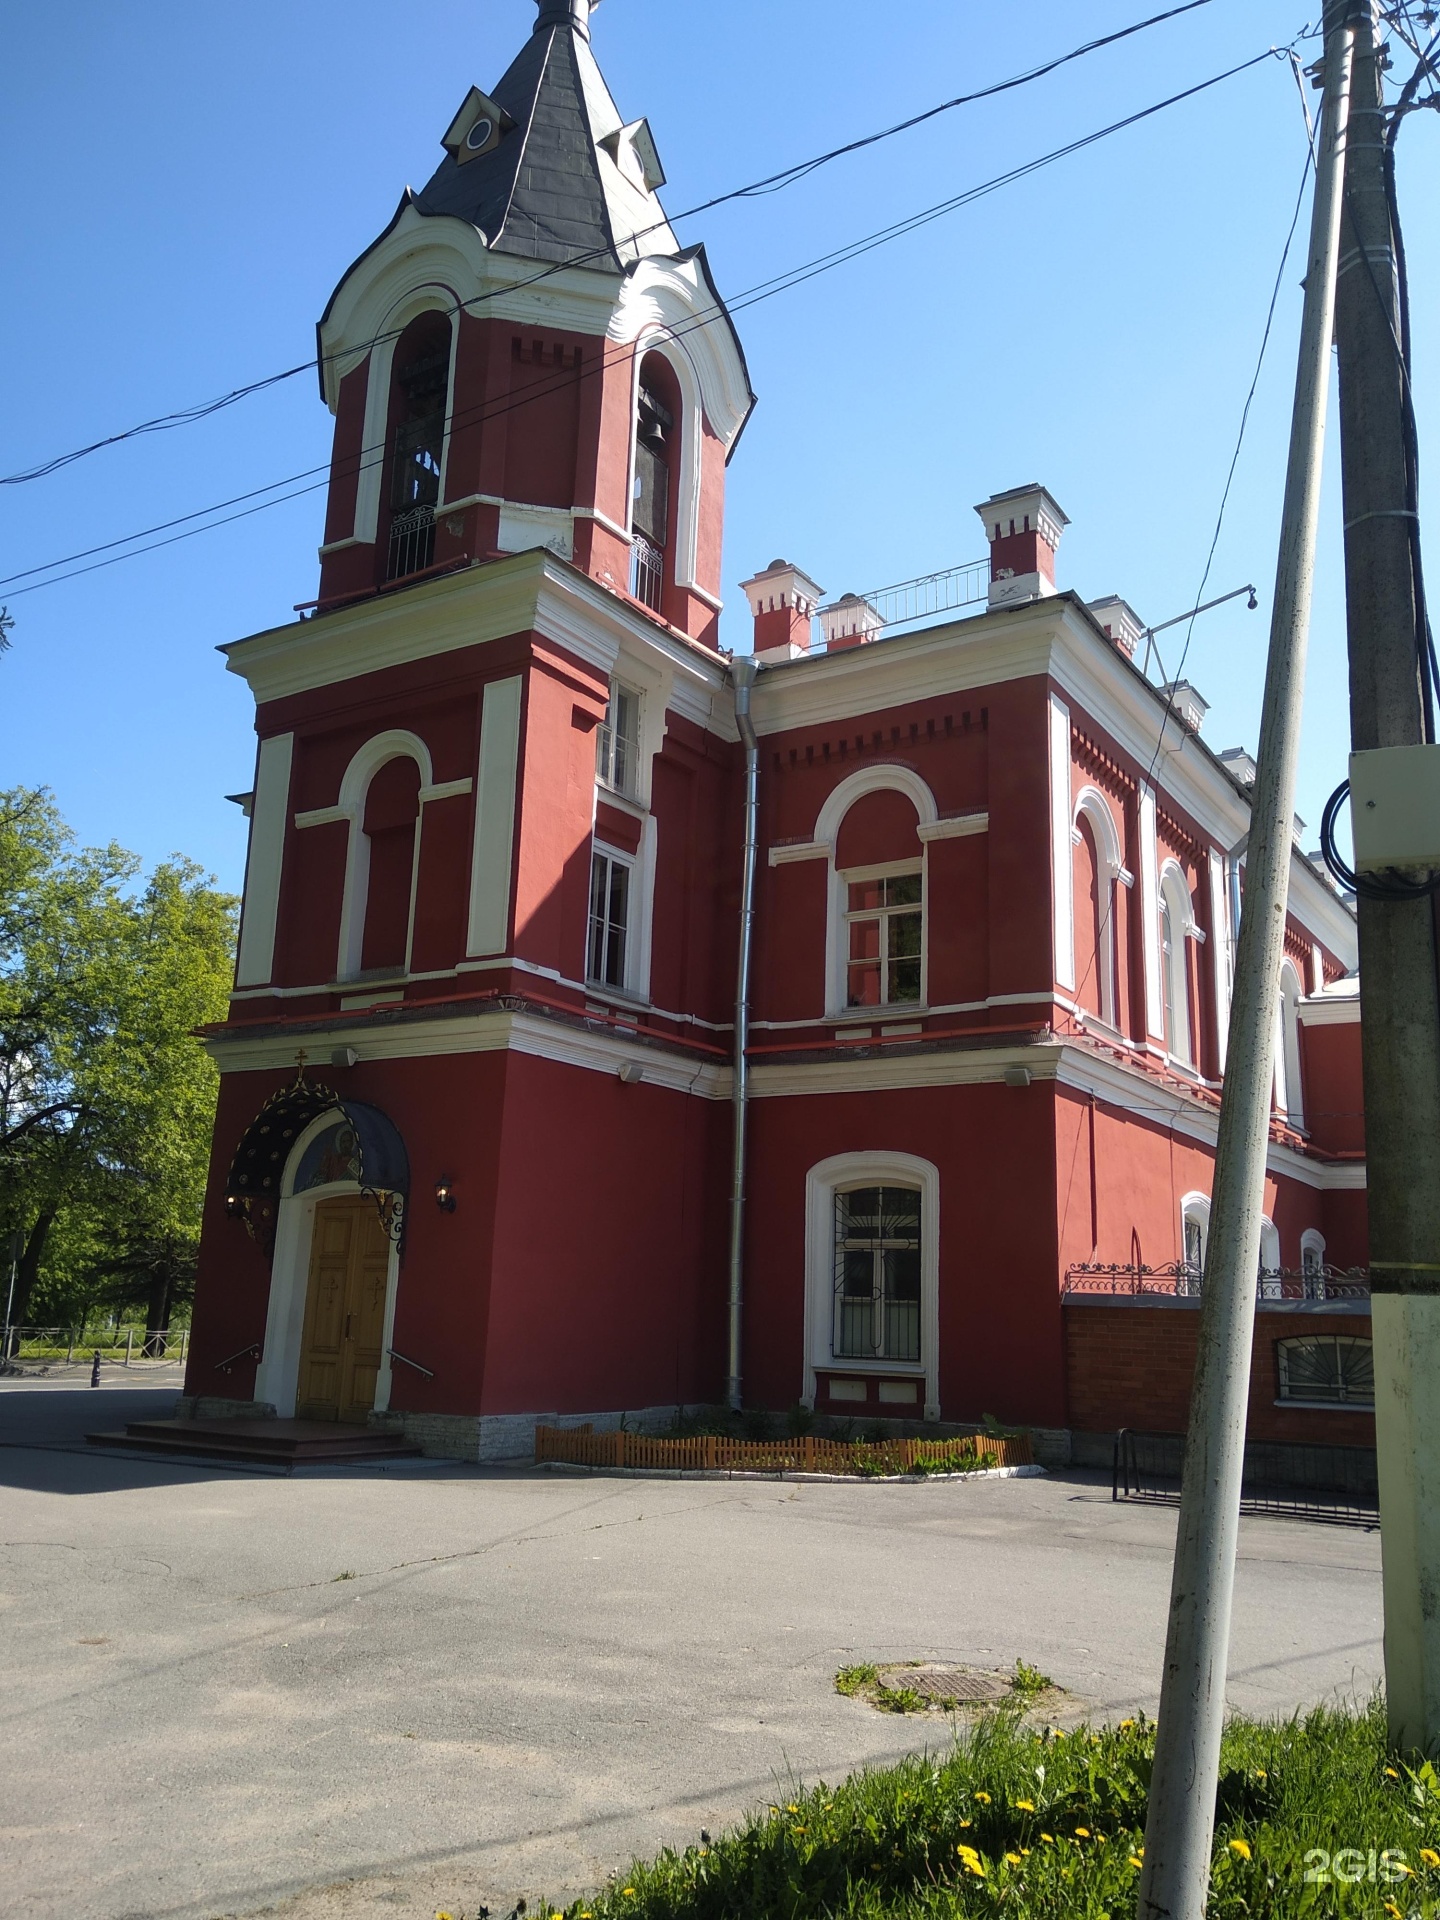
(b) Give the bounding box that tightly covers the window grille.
[845,871,923,1008]
[833,1186,921,1363]
[597,684,640,795]
[1276,1336,1374,1407]
[588,851,631,989]
[630,533,664,613]
[386,343,447,581]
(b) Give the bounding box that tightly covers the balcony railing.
[387,504,436,582]
[630,533,664,613]
[1064,1263,1372,1304]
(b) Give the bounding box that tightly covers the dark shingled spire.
[415,0,673,270]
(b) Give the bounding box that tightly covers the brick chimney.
[740,560,825,661]
[974,485,1069,610]
[819,593,884,652]
[1087,595,1146,660]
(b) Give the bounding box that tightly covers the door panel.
[297,1197,392,1423]
[340,1205,392,1423]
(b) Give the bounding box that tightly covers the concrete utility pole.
[1137,7,1358,1916]
[1334,5,1440,1755]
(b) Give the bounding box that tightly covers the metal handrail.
[213,1342,262,1373]
[387,1348,435,1379]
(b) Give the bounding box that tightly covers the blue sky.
[2,0,1434,894]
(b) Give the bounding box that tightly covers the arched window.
[1301,1229,1327,1297]
[1180,1193,1211,1287]
[836,787,924,1011]
[1160,866,1195,1066]
[360,757,422,975]
[1276,961,1305,1129]
[1072,791,1122,1028]
[384,312,452,581]
[630,352,681,615]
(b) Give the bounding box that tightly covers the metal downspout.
[727,656,761,1411]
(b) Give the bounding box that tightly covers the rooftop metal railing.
[810,560,990,652]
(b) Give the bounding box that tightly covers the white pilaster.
[1138,782,1165,1040]
[1049,693,1075,992]
[235,732,294,989]
[1208,847,1232,1067]
[467,677,523,958]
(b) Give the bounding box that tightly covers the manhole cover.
[877,1664,1012,1703]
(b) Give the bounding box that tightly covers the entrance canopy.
[225,1077,410,1256]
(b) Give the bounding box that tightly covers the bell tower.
[312,0,753,648]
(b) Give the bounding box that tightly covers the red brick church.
[183,0,1373,1463]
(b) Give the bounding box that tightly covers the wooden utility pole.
[1334,3,1440,1754]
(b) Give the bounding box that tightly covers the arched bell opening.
[224,1077,411,1423]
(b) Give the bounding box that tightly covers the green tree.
[0,789,238,1349]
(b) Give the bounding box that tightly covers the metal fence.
[1066,1263,1372,1304]
[1112,1428,1379,1526]
[811,560,989,651]
[0,1327,189,1368]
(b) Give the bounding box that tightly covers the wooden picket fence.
[534,1425,1033,1475]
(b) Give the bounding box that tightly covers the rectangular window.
[833,1186,922,1364]
[597,684,640,796]
[1276,1336,1374,1407]
[587,849,631,989]
[845,870,924,1008]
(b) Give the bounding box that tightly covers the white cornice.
[1297,993,1362,1027]
[222,551,730,727]
[747,594,1356,968]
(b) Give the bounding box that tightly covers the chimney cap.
[974,483,1070,548]
[739,559,826,616]
[1163,680,1210,734]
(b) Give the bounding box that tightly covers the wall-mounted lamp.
[332,1046,360,1069]
[224,1194,247,1221]
[1003,1066,1033,1089]
[434,1178,457,1213]
[617,1062,645,1086]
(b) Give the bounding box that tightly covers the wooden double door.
[296,1197,391,1423]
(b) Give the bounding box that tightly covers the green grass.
[545,1702,1440,1919]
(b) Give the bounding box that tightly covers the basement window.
[1276,1336,1374,1408]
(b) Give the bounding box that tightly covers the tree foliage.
[0,788,238,1337]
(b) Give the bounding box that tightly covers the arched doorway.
[225,1078,409,1422]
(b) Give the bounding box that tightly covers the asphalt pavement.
[0,1376,1384,1920]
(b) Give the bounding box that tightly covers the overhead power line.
[0,0,1220,490]
[1,45,1286,602]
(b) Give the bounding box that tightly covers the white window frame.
[626,336,703,592]
[597,680,642,798]
[803,1152,940,1419]
[587,842,639,995]
[840,859,926,1014]
[332,732,434,984]
[1159,862,1198,1067]
[1180,1191,1211,1281]
[1277,960,1306,1130]
[1071,786,1126,1030]
[813,765,941,1021]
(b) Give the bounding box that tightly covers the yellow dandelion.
[1075,1827,1091,1839]
[1041,1833,1055,1845]
[1254,1768,1267,1780]
[436,1912,455,1919]
[1129,1856,1144,1870]
[1119,1719,1136,1731]
[974,1791,992,1804]
[1422,1848,1440,1868]
[1386,1767,1401,1779]
[1005,1852,1023,1865]
[787,1803,799,1812]
[1013,1799,1035,1812]
[622,1890,636,1898]
[1229,1839,1251,1861]
[1386,1904,1404,1919]
[958,1820,972,1830]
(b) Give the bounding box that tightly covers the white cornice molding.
[747,594,1356,968]
[610,256,752,451]
[1297,993,1362,1027]
[319,203,625,410]
[222,551,730,728]
[917,811,990,842]
[769,841,828,867]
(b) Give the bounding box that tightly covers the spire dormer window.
[385,315,452,582]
